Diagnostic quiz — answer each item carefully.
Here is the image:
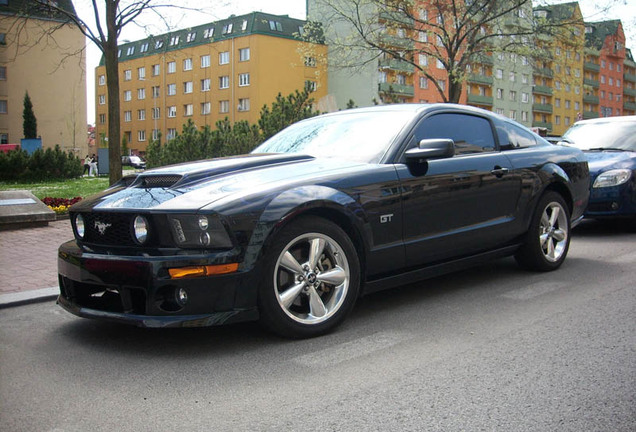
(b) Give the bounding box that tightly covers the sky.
[74,0,636,123]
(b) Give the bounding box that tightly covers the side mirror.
[405,138,455,162]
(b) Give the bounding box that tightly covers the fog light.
[176,288,188,306]
[198,215,209,230]
[199,232,211,246]
[75,214,85,238]
[133,216,149,244]
[611,202,619,210]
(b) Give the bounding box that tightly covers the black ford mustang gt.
[58,104,589,338]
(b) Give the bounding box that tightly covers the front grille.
[81,212,137,246]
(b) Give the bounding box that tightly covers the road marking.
[294,331,407,367]
[500,281,570,300]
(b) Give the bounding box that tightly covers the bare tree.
[310,0,591,104]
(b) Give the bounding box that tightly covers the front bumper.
[585,182,636,218]
[57,240,259,328]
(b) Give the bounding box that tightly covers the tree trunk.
[105,0,122,185]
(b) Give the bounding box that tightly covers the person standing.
[89,154,98,176]
[83,155,91,176]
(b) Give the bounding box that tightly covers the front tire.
[515,192,571,271]
[258,217,360,338]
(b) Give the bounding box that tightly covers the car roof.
[573,115,636,126]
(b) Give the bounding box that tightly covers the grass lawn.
[0,176,111,200]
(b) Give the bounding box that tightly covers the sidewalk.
[0,219,73,308]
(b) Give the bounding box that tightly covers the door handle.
[491,166,509,177]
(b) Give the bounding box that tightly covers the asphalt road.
[1,220,634,432]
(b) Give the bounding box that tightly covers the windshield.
[562,120,636,151]
[252,110,417,163]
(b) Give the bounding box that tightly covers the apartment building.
[624,49,636,116]
[0,0,87,153]
[95,12,327,154]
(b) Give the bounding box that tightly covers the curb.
[0,287,59,309]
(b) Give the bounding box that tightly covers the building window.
[219,100,229,113]
[201,78,211,92]
[123,90,131,101]
[167,128,177,140]
[268,20,282,31]
[509,71,515,82]
[379,71,387,83]
[138,67,145,80]
[304,56,316,67]
[521,111,528,122]
[201,55,210,68]
[437,79,446,91]
[396,74,406,85]
[555,115,561,125]
[418,31,427,43]
[565,100,571,109]
[99,113,106,124]
[126,46,135,56]
[138,130,146,142]
[419,76,428,89]
[436,59,444,69]
[168,106,177,117]
[124,70,132,81]
[522,74,529,84]
[239,48,250,62]
[186,32,196,42]
[168,61,176,74]
[496,88,503,99]
[0,100,7,113]
[167,83,176,96]
[222,23,233,34]
[183,58,192,71]
[238,73,250,87]
[170,35,180,46]
[152,129,159,140]
[418,54,427,66]
[305,80,317,92]
[124,111,132,122]
[509,110,517,120]
[238,98,250,112]
[496,69,503,79]
[183,104,193,116]
[140,43,149,53]
[137,88,145,100]
[152,64,160,76]
[152,86,160,98]
[509,90,517,101]
[155,40,164,49]
[98,75,105,85]
[219,76,229,89]
[98,95,106,105]
[203,28,214,38]
[522,92,529,103]
[152,107,160,119]
[183,81,193,94]
[219,52,230,65]
[201,102,211,115]
[137,109,145,120]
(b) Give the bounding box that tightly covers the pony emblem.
[94,221,112,235]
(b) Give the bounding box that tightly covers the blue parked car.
[561,116,636,224]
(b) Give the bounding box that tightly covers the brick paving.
[0,219,73,294]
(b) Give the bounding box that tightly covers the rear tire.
[515,192,571,271]
[257,216,360,338]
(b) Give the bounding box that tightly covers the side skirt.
[362,244,521,295]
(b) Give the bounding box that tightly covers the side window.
[502,122,538,149]
[415,113,496,155]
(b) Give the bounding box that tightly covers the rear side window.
[415,113,496,155]
[497,122,538,149]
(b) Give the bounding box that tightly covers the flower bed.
[42,196,82,215]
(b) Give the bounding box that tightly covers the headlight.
[168,214,232,248]
[593,169,632,188]
[75,214,85,239]
[133,215,149,244]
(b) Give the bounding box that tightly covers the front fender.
[242,185,369,270]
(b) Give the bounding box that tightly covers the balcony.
[378,82,414,97]
[379,34,414,50]
[624,101,636,112]
[584,62,600,73]
[533,103,553,114]
[583,78,599,88]
[532,121,553,130]
[379,11,414,26]
[583,94,600,105]
[533,85,553,95]
[472,54,493,65]
[467,74,493,86]
[378,58,414,73]
[624,72,636,83]
[583,110,599,119]
[467,94,494,106]
[534,68,554,78]
[624,87,636,97]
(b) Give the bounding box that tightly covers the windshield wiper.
[586,147,628,152]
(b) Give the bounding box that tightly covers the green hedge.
[0,145,83,182]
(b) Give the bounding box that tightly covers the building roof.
[533,1,580,23]
[585,20,622,51]
[0,0,78,22]
[108,11,321,66]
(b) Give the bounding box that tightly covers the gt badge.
[380,214,393,224]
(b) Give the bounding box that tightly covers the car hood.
[73,153,368,212]
[583,151,636,176]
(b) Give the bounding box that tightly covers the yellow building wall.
[96,34,327,154]
[0,17,87,153]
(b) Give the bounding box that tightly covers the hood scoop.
[132,174,183,188]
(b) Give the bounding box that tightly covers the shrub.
[0,145,82,182]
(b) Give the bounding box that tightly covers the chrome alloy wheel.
[273,232,350,325]
[539,201,568,263]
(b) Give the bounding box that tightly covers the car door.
[395,111,522,267]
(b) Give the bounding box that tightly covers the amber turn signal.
[168,263,239,279]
